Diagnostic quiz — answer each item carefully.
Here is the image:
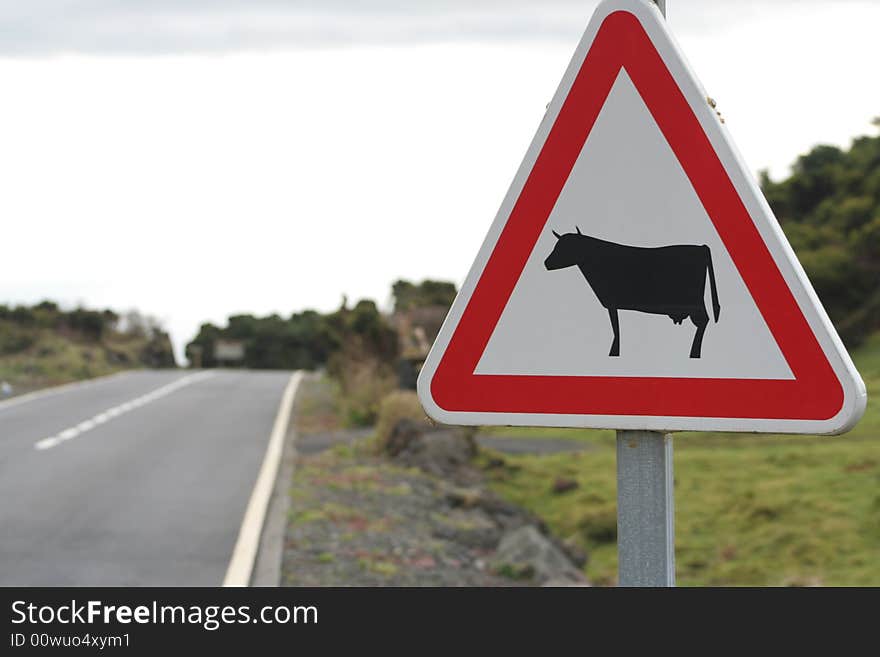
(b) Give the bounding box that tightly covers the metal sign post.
[614,0,674,590]
[616,430,675,586]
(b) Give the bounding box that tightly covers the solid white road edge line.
[223,371,302,587]
[0,371,133,414]
[33,371,217,451]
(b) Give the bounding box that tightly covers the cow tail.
[705,245,721,322]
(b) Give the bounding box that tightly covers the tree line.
[761,119,880,347]
[0,301,176,368]
[185,279,457,372]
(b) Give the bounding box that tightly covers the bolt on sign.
[418,0,866,434]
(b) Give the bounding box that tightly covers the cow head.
[544,227,584,270]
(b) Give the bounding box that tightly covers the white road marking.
[33,371,216,451]
[223,371,302,587]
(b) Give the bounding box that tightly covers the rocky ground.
[281,401,589,587]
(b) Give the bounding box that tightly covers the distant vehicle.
[0,381,12,398]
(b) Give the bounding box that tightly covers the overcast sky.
[1,1,874,53]
[1,0,878,362]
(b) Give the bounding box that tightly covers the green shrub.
[333,353,397,427]
[761,126,880,347]
[0,323,36,355]
[374,390,429,448]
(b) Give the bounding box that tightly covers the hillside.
[0,302,176,395]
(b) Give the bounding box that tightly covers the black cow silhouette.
[544,228,721,358]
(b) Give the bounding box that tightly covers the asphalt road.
[0,369,292,586]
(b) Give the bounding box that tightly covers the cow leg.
[608,308,620,357]
[689,307,709,358]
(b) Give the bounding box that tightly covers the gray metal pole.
[612,0,675,592]
[616,430,675,586]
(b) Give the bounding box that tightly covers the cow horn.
[552,230,561,239]
[576,226,582,235]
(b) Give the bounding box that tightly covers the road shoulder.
[251,374,307,586]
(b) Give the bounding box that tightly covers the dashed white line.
[33,371,216,451]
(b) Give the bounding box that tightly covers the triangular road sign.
[418,0,866,434]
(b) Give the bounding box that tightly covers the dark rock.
[431,509,502,550]
[492,525,588,585]
[484,456,507,469]
[473,491,546,532]
[385,419,479,481]
[383,418,425,457]
[552,477,580,494]
[561,536,589,568]
[443,485,484,509]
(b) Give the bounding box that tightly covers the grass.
[293,374,344,434]
[484,333,880,586]
[0,323,151,392]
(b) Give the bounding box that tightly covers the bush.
[392,279,457,313]
[375,390,430,449]
[66,308,106,340]
[9,306,35,326]
[0,323,36,355]
[761,125,880,347]
[332,351,397,427]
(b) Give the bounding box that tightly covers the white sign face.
[418,0,866,434]
[476,71,791,381]
[215,340,245,361]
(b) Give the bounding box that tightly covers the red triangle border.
[430,10,843,421]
